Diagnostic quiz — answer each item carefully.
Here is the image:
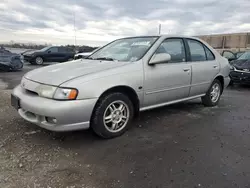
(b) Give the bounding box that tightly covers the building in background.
[197,32,250,53]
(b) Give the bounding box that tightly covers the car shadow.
[227,84,250,91]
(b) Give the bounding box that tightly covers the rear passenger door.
[59,47,75,61]
[185,39,220,96]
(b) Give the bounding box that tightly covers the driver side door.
[143,38,192,108]
[44,47,60,62]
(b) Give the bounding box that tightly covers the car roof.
[120,35,202,40]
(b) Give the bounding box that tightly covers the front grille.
[25,89,38,96]
[230,71,250,82]
[21,77,40,96]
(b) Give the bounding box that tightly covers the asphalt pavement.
[0,64,250,188]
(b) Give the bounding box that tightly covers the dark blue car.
[22,46,76,65]
[222,50,250,85]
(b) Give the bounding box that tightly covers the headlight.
[35,85,78,100]
[54,88,78,100]
[35,85,57,98]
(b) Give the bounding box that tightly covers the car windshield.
[236,52,244,58]
[238,51,250,60]
[89,37,158,62]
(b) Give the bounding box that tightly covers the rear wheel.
[202,79,222,107]
[91,92,134,139]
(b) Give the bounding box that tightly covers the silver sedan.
[11,35,231,138]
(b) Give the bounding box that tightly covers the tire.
[202,79,222,107]
[91,92,134,139]
[229,80,234,86]
[34,56,44,65]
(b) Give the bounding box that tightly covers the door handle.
[213,65,218,68]
[183,68,190,72]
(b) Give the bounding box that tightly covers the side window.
[67,48,74,53]
[155,38,186,63]
[58,47,65,53]
[59,47,72,53]
[49,47,58,53]
[187,39,206,61]
[204,46,215,60]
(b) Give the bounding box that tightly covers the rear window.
[187,39,206,61]
[204,46,215,60]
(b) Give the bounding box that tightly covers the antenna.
[158,24,161,35]
[73,5,77,46]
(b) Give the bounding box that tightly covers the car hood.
[22,50,39,55]
[231,59,250,70]
[24,59,130,86]
[0,53,20,62]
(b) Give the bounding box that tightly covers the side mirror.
[149,53,171,65]
[48,50,51,54]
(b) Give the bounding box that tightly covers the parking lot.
[1,63,250,188]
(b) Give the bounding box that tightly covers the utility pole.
[158,24,161,35]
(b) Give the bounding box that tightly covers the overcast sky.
[0,0,250,46]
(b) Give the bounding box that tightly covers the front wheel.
[202,79,222,107]
[91,92,134,139]
[34,56,44,65]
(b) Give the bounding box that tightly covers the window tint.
[65,47,74,52]
[204,46,215,60]
[49,47,58,53]
[68,48,75,52]
[155,38,186,63]
[58,47,66,52]
[187,39,206,61]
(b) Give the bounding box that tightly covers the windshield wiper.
[94,57,116,61]
[84,56,94,59]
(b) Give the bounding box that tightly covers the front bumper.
[11,85,98,132]
[230,70,250,84]
[224,76,231,88]
[23,55,35,62]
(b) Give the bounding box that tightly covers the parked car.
[74,48,100,60]
[222,50,250,85]
[0,47,23,71]
[22,46,76,65]
[11,35,230,138]
[74,51,94,60]
[221,50,246,62]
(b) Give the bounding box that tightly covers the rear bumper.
[230,71,250,84]
[12,85,98,132]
